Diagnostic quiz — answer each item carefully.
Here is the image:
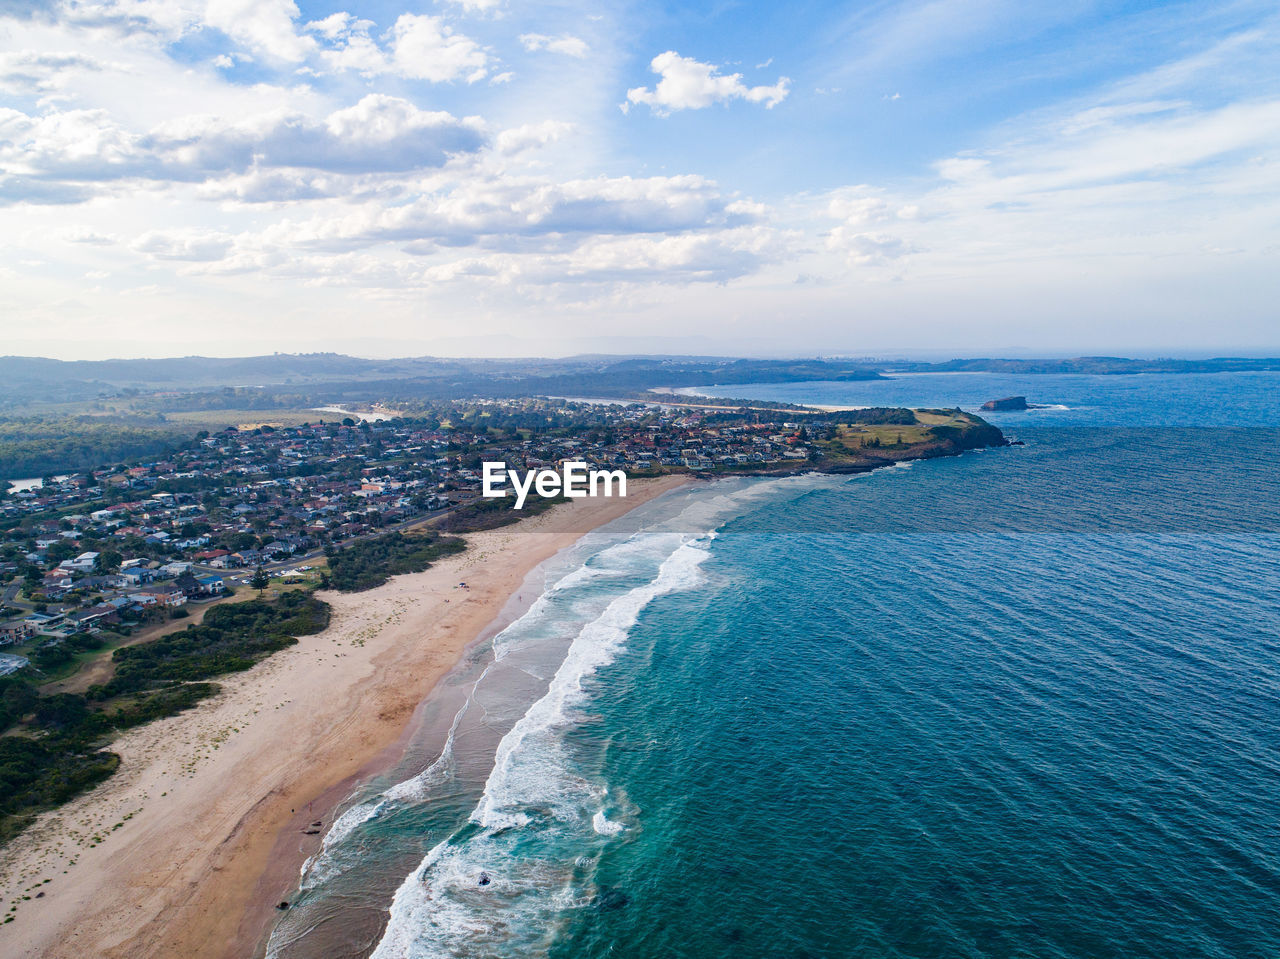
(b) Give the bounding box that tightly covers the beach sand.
[0,475,689,959]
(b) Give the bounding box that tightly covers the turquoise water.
[268,372,1280,958]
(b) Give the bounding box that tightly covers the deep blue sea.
[267,372,1280,959]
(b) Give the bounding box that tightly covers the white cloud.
[519,33,589,58]
[0,107,149,180]
[196,169,335,203]
[62,226,118,245]
[5,0,1276,354]
[437,0,504,13]
[273,173,760,252]
[0,51,119,95]
[47,0,203,40]
[154,95,487,174]
[304,12,357,41]
[203,0,315,63]
[813,90,1280,279]
[625,52,789,115]
[133,229,235,261]
[317,29,387,76]
[495,120,573,155]
[401,225,791,289]
[555,227,788,283]
[826,228,916,264]
[0,95,487,198]
[390,14,488,83]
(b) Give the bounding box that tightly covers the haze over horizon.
[3,0,1279,360]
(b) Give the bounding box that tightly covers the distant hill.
[4,351,1278,413]
[884,356,1280,375]
[0,354,884,410]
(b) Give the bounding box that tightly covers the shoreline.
[0,475,691,959]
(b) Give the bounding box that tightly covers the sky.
[1,0,1278,360]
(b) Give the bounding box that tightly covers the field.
[824,409,995,456]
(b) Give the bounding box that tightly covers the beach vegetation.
[0,590,331,845]
[325,530,466,592]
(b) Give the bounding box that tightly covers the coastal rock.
[981,396,1030,411]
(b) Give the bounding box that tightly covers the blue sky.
[1,0,1278,358]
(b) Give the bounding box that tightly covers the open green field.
[823,409,997,456]
[161,408,325,430]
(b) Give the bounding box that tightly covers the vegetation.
[99,591,328,696]
[325,530,466,592]
[0,590,330,844]
[0,415,179,480]
[815,408,1006,469]
[435,491,566,534]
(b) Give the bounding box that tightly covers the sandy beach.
[0,475,689,959]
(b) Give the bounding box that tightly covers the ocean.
[265,371,1280,959]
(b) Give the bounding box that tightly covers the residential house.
[0,620,35,645]
[133,584,187,607]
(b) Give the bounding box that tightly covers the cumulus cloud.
[390,14,489,83]
[42,0,202,39]
[519,33,589,58]
[0,95,486,196]
[624,52,790,115]
[437,0,504,13]
[0,107,153,180]
[826,228,916,264]
[154,96,487,174]
[203,0,315,62]
[272,173,762,253]
[62,226,118,244]
[400,223,792,290]
[133,230,235,261]
[556,227,787,283]
[0,175,95,206]
[304,11,360,40]
[196,169,336,203]
[0,51,118,95]
[495,120,573,155]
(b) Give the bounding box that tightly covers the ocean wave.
[303,528,695,871]
[591,810,625,836]
[287,480,796,957]
[370,534,711,959]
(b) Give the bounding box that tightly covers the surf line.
[482,461,627,510]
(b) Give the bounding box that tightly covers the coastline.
[0,475,691,959]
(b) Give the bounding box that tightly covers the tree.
[94,550,123,574]
[45,540,77,563]
[250,566,270,593]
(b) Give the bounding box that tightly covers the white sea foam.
[295,553,613,891]
[592,811,625,836]
[474,536,704,829]
[370,533,711,959]
[290,478,818,958]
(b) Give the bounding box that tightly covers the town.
[0,398,863,671]
[0,396,1005,679]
